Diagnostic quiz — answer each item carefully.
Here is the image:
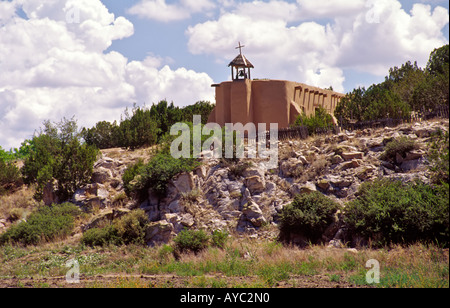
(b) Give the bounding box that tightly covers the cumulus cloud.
[187,12,346,91]
[0,0,214,149]
[296,0,366,18]
[127,0,216,22]
[187,0,448,91]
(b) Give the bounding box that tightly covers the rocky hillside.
[69,119,448,246]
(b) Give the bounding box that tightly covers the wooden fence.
[246,105,449,144]
[340,105,449,131]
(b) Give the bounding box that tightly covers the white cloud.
[125,57,215,107]
[296,0,365,19]
[127,0,190,22]
[0,0,215,149]
[187,12,346,91]
[335,1,449,74]
[127,0,216,22]
[232,0,301,22]
[187,0,448,91]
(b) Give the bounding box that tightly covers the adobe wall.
[208,79,345,129]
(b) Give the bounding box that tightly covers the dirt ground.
[0,273,369,288]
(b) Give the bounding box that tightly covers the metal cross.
[235,42,245,55]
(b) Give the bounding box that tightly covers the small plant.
[0,158,22,196]
[278,192,339,245]
[293,106,334,135]
[180,189,202,205]
[123,153,199,200]
[111,192,128,207]
[173,229,210,254]
[380,136,417,162]
[158,244,175,263]
[0,203,80,246]
[428,129,449,184]
[81,209,149,247]
[81,226,122,247]
[211,230,229,249]
[228,161,253,179]
[114,209,149,245]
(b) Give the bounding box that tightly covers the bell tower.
[228,42,254,81]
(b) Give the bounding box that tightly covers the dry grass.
[0,235,447,288]
[0,186,40,222]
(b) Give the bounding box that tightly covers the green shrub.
[380,136,417,162]
[122,159,146,197]
[173,229,210,254]
[81,226,122,247]
[222,160,253,179]
[278,191,339,245]
[114,209,149,245]
[344,179,449,247]
[428,129,449,184]
[21,118,99,202]
[80,210,149,247]
[211,230,229,249]
[123,152,199,199]
[293,106,334,135]
[0,158,22,196]
[0,203,80,246]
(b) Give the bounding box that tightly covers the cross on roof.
[235,42,245,55]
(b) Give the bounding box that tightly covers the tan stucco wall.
[208,79,345,129]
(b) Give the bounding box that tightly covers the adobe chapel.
[207,43,346,129]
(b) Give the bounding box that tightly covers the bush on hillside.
[81,209,149,247]
[211,229,229,249]
[428,129,449,184]
[80,226,122,247]
[123,152,200,200]
[379,136,417,163]
[114,209,149,245]
[21,118,98,202]
[173,229,210,254]
[0,203,80,246]
[343,179,449,248]
[292,106,334,135]
[0,158,22,196]
[278,192,340,245]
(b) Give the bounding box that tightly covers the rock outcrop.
[72,119,448,246]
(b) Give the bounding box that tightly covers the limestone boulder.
[405,150,424,161]
[340,159,361,170]
[145,220,175,246]
[331,155,344,164]
[328,175,353,188]
[243,167,266,194]
[242,201,267,227]
[316,179,330,190]
[245,176,265,194]
[91,167,113,184]
[341,152,364,161]
[401,159,422,172]
[43,181,59,206]
[172,172,195,194]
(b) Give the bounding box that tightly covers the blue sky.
[0,0,449,149]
